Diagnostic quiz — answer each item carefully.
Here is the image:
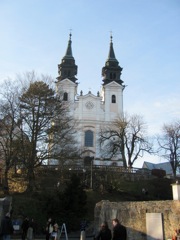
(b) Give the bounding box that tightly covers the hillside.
[5,177,173,234]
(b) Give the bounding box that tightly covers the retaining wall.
[94,200,180,240]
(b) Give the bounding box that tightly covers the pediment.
[58,78,77,86]
[105,81,122,88]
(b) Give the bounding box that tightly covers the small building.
[142,161,173,177]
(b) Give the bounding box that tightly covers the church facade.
[55,34,125,166]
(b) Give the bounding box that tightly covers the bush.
[12,174,87,233]
[151,169,166,178]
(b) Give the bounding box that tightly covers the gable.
[104,81,123,88]
[58,78,77,86]
[142,161,173,175]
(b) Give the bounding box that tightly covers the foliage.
[11,174,87,233]
[11,175,173,235]
[63,174,87,215]
[151,169,166,178]
[0,72,78,193]
[30,174,87,232]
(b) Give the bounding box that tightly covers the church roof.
[107,35,118,62]
[102,35,123,86]
[57,33,78,82]
[142,161,173,175]
[63,33,73,59]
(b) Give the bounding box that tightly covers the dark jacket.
[1,216,14,235]
[96,227,112,240]
[112,223,127,240]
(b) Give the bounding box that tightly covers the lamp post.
[83,168,86,186]
[90,157,94,189]
[90,160,92,189]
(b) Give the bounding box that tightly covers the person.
[26,219,35,240]
[21,217,29,240]
[80,219,88,240]
[0,212,14,240]
[80,219,88,232]
[50,223,60,240]
[172,228,180,240]
[45,218,53,240]
[112,218,127,240]
[95,222,112,240]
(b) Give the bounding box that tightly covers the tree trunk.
[4,168,9,195]
[26,167,36,193]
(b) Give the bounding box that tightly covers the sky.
[0,0,180,168]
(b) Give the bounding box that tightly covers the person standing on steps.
[80,219,88,240]
[45,218,53,240]
[50,223,60,240]
[95,221,112,240]
[1,212,14,240]
[27,219,36,240]
[112,218,127,240]
[21,216,29,240]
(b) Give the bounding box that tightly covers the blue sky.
[0,0,180,167]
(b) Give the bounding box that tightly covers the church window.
[113,73,116,79]
[85,130,93,147]
[112,95,116,103]
[110,73,113,79]
[63,92,68,101]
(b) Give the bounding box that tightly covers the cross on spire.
[69,29,72,39]
[110,31,113,42]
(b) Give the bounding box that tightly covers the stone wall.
[94,200,180,240]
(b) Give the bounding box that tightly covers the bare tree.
[99,114,153,168]
[0,79,22,192]
[157,120,180,178]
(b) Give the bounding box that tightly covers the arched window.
[112,95,116,103]
[85,130,93,147]
[63,92,68,101]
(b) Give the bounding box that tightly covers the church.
[55,34,125,166]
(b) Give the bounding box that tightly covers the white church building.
[55,34,125,167]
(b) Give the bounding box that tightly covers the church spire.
[102,35,123,85]
[64,33,73,58]
[108,34,116,59]
[57,33,78,83]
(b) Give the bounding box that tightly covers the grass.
[85,177,173,220]
[0,177,173,234]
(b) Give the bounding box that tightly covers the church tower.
[56,33,78,102]
[102,35,123,85]
[101,35,125,121]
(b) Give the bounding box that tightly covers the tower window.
[85,130,93,147]
[63,92,68,101]
[112,95,116,103]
